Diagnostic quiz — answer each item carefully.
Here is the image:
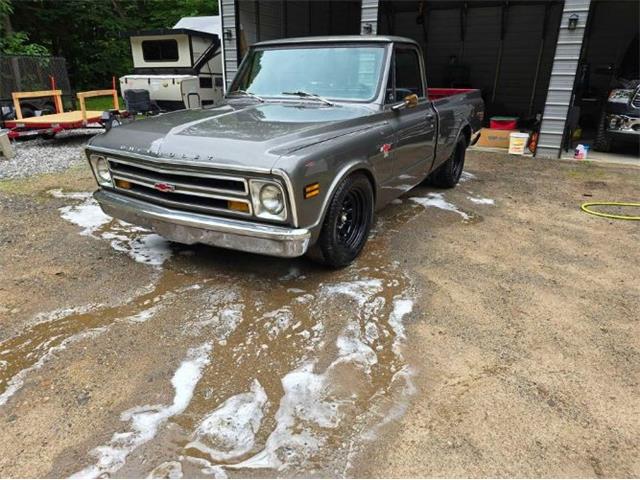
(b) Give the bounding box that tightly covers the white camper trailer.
[120,16,223,111]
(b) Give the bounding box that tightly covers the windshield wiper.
[281,91,334,106]
[227,89,264,102]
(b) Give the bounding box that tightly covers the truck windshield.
[230,45,386,102]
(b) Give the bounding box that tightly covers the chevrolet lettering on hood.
[85,35,483,268]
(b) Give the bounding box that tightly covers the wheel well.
[350,168,376,203]
[461,124,472,146]
[317,167,377,230]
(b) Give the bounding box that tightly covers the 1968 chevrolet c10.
[86,36,484,267]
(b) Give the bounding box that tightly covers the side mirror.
[392,93,419,111]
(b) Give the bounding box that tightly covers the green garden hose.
[581,202,640,221]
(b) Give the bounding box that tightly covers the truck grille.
[107,157,252,217]
[632,90,640,108]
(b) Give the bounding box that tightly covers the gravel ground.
[0,149,638,478]
[0,129,101,180]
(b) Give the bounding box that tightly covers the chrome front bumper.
[94,189,311,258]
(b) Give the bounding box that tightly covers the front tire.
[429,137,467,188]
[594,113,612,152]
[312,173,374,269]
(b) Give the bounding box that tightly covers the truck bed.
[427,88,484,166]
[427,88,479,101]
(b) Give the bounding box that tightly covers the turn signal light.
[227,200,250,213]
[304,183,320,199]
[115,179,132,189]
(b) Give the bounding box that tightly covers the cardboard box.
[476,128,517,149]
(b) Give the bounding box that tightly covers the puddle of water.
[72,342,212,478]
[467,195,495,205]
[133,260,416,478]
[0,271,199,406]
[148,460,183,479]
[49,190,172,266]
[185,379,268,463]
[6,183,441,477]
[410,192,470,220]
[460,171,477,182]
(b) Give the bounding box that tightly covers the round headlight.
[259,184,284,214]
[95,157,111,184]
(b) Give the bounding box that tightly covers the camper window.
[142,39,179,62]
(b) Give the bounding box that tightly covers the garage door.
[379,1,564,121]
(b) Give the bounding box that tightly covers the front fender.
[306,160,376,243]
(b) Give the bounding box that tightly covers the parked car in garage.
[594,35,639,152]
[86,36,483,267]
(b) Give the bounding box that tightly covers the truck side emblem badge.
[380,143,392,158]
[154,182,176,193]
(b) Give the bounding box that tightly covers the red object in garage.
[490,116,518,130]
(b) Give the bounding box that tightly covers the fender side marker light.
[304,183,320,199]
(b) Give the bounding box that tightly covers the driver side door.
[386,45,437,193]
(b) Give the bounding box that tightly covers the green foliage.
[0,0,12,16]
[0,31,50,56]
[6,0,218,90]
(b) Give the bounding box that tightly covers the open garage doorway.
[378,0,564,127]
[237,0,362,57]
[564,0,639,164]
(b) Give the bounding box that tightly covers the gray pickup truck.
[86,36,483,267]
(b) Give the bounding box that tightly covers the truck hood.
[88,101,373,171]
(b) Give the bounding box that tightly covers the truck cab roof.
[253,35,420,48]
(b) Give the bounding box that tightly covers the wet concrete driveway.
[1,151,639,477]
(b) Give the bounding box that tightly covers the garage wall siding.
[220,0,238,87]
[537,0,591,158]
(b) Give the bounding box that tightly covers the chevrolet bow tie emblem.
[380,143,392,158]
[154,182,175,192]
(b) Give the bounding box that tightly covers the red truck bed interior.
[427,88,476,100]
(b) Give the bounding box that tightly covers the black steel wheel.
[312,173,374,268]
[429,137,467,188]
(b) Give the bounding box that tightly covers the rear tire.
[429,137,467,188]
[594,113,612,152]
[311,173,374,269]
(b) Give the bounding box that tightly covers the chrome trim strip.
[114,186,253,217]
[108,157,249,195]
[88,145,273,174]
[272,168,298,228]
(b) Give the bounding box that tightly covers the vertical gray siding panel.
[537,0,591,158]
[220,0,238,88]
[360,0,379,34]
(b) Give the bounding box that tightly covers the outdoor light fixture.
[224,28,233,41]
[362,23,373,34]
[568,14,579,30]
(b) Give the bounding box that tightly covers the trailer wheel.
[429,137,467,188]
[594,113,612,152]
[311,173,374,269]
[41,131,57,140]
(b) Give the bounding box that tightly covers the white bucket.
[508,132,529,155]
